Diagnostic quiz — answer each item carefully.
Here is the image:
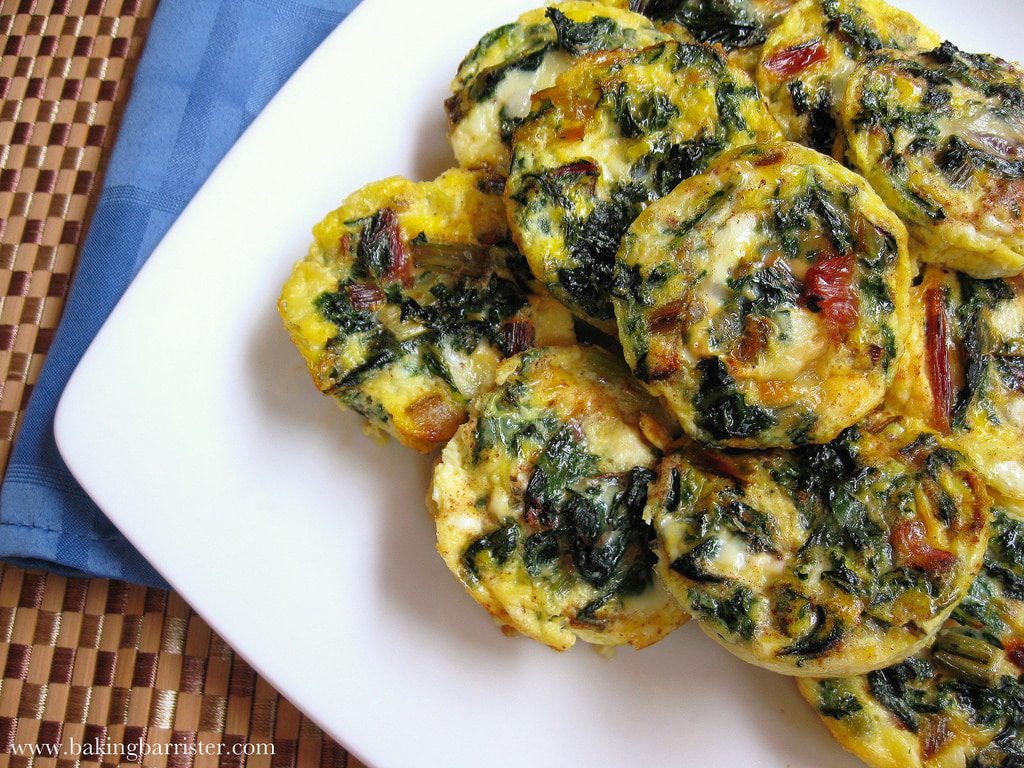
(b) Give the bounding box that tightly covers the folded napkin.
[0,0,362,588]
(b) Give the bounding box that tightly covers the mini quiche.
[798,499,1024,768]
[756,0,939,155]
[843,43,1024,278]
[278,168,575,453]
[505,40,781,333]
[614,142,912,449]
[648,411,991,676]
[633,0,796,76]
[430,345,688,650]
[888,264,1024,502]
[445,1,669,175]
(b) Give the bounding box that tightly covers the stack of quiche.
[278,2,1024,765]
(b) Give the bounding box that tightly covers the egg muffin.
[843,43,1024,278]
[798,498,1024,768]
[445,1,669,175]
[888,264,1024,502]
[756,0,939,155]
[278,168,575,453]
[614,142,911,449]
[505,41,781,333]
[430,345,688,650]
[633,0,796,76]
[648,411,991,676]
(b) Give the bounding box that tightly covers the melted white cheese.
[494,51,574,119]
[703,211,760,316]
[755,310,825,380]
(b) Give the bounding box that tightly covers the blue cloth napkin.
[0,0,362,588]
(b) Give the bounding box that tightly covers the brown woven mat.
[0,2,359,765]
[0,566,353,767]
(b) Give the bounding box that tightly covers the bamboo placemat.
[0,2,358,765]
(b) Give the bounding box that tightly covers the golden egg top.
[756,0,939,155]
[636,0,797,76]
[842,43,1024,278]
[614,141,912,449]
[430,345,688,650]
[648,411,991,677]
[505,40,782,332]
[278,168,574,453]
[888,263,1024,502]
[446,1,669,175]
[798,498,1024,768]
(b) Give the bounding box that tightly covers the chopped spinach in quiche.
[799,499,1024,768]
[843,43,1024,278]
[505,40,782,333]
[888,264,1024,502]
[757,0,938,155]
[278,169,575,453]
[649,411,991,676]
[446,1,669,175]
[430,345,687,650]
[632,0,796,75]
[614,142,912,449]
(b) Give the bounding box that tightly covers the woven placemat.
[0,2,358,765]
[0,565,352,768]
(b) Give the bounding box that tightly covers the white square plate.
[55,1,1024,765]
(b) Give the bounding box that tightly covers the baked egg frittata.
[648,411,991,676]
[505,40,782,332]
[798,499,1024,768]
[633,0,797,76]
[445,1,669,176]
[430,345,688,650]
[843,43,1024,278]
[756,0,939,156]
[888,264,1024,502]
[614,142,912,449]
[281,0,1024,758]
[278,168,575,453]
